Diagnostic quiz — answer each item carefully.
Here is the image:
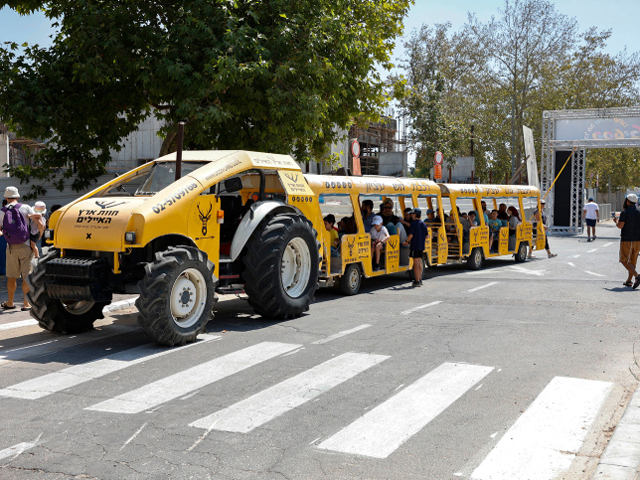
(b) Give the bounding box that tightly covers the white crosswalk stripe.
[0,334,220,400]
[190,352,389,433]
[0,332,621,471]
[85,341,301,414]
[471,376,613,480]
[317,362,494,458]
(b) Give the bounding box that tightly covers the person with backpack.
[0,186,38,310]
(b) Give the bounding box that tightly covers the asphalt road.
[0,220,639,480]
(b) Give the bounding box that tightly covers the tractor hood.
[54,197,147,252]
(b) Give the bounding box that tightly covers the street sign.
[350,140,361,158]
[435,151,443,165]
[434,164,442,180]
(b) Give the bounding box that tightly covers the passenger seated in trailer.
[460,212,471,243]
[508,206,521,236]
[369,216,390,271]
[378,198,407,242]
[497,203,510,223]
[338,216,357,236]
[468,211,479,227]
[324,214,340,257]
[481,201,489,224]
[361,199,375,233]
[487,209,501,252]
[424,209,438,228]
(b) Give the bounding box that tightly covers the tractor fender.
[229,201,299,261]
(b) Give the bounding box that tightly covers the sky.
[1,0,638,58]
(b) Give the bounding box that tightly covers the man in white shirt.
[583,197,599,242]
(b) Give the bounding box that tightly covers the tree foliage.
[397,0,640,186]
[0,0,411,196]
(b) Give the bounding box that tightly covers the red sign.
[350,139,361,158]
[434,151,443,165]
[434,164,442,179]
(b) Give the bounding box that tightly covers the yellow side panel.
[536,224,546,250]
[425,229,433,263]
[188,195,221,268]
[521,222,533,244]
[498,228,509,254]
[437,226,448,264]
[470,226,489,252]
[356,234,373,276]
[386,235,400,272]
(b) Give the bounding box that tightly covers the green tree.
[398,0,640,187]
[0,0,411,196]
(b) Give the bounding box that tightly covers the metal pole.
[175,120,186,181]
[511,96,516,177]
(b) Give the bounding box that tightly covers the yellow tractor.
[28,151,322,346]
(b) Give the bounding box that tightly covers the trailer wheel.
[467,247,483,270]
[136,246,217,346]
[243,212,319,318]
[514,242,528,263]
[339,264,362,296]
[26,249,107,334]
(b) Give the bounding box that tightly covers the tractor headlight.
[124,231,136,243]
[44,229,54,241]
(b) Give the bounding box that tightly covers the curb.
[592,384,640,479]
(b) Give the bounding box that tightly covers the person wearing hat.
[0,186,38,310]
[369,215,390,271]
[530,200,557,259]
[30,201,47,258]
[614,193,640,288]
[583,197,600,242]
[403,207,428,286]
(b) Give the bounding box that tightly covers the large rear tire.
[26,249,107,334]
[136,246,217,346]
[242,212,319,318]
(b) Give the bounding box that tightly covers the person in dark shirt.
[497,203,509,221]
[403,207,428,287]
[614,193,640,288]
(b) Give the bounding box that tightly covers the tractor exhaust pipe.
[175,119,188,181]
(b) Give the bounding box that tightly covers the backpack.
[2,203,30,245]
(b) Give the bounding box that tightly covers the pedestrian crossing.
[0,329,616,478]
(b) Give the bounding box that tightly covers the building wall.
[378,152,407,177]
[108,115,165,173]
[0,132,9,178]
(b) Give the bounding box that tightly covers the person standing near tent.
[583,197,599,242]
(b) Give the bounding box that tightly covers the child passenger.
[323,214,340,257]
[30,201,47,258]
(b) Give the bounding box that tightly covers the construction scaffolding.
[349,116,406,176]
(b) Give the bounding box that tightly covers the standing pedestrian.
[0,187,37,310]
[613,193,640,288]
[583,197,600,241]
[403,207,428,287]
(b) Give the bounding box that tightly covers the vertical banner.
[522,126,540,190]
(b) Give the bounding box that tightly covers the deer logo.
[197,202,213,236]
[284,172,299,183]
[95,200,127,209]
[347,237,355,257]
[472,228,479,242]
[389,239,397,250]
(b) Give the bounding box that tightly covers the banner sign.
[522,126,540,190]
[555,117,640,141]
